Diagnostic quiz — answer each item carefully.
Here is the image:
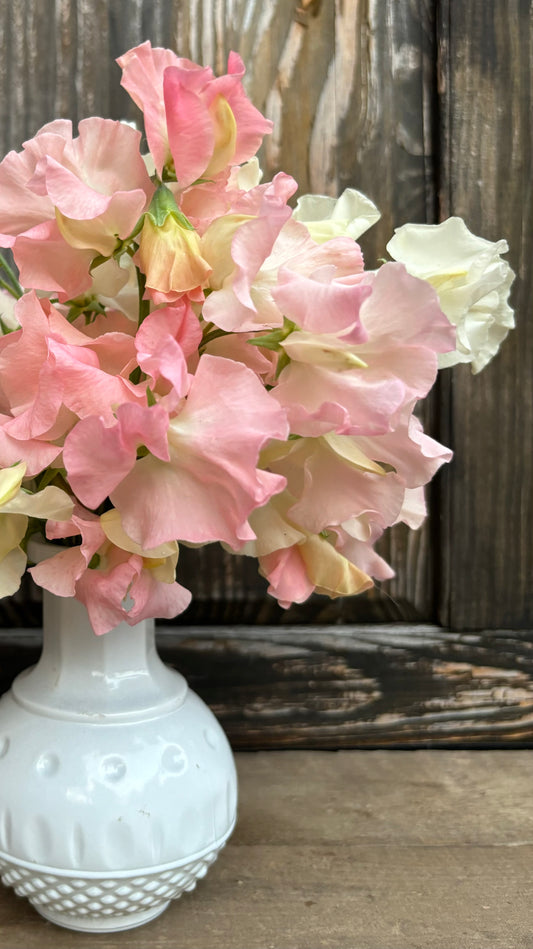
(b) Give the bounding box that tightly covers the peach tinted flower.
[0,118,153,299]
[30,508,191,635]
[138,214,211,298]
[63,355,288,551]
[0,461,73,598]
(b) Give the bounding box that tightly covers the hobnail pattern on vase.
[0,827,232,930]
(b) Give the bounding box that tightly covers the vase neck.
[12,592,187,722]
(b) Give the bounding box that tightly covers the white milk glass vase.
[0,585,237,933]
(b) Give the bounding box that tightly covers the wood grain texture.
[3,623,533,748]
[1,751,533,949]
[437,0,533,629]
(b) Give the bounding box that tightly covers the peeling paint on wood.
[2,624,533,748]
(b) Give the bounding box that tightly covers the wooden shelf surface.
[1,750,533,948]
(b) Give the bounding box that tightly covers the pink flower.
[0,118,153,299]
[134,303,202,400]
[30,509,191,635]
[0,292,144,466]
[261,434,406,537]
[118,41,272,185]
[201,178,306,333]
[273,262,456,436]
[63,354,289,550]
[248,494,374,607]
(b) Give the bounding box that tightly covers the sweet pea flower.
[63,355,289,551]
[246,426,440,596]
[387,217,515,372]
[201,174,298,332]
[118,41,272,185]
[273,262,456,437]
[137,185,211,301]
[0,292,144,454]
[242,492,373,607]
[30,508,191,635]
[293,188,381,243]
[0,118,153,300]
[260,433,406,537]
[202,174,369,336]
[0,461,73,598]
[134,302,202,400]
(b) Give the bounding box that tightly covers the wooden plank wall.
[0,1,531,745]
[437,1,533,630]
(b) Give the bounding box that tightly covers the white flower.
[228,157,263,191]
[0,289,19,333]
[293,188,381,243]
[0,463,74,598]
[387,217,515,373]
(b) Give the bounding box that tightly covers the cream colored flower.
[0,289,19,333]
[0,463,74,598]
[228,157,263,192]
[387,217,515,373]
[293,188,381,243]
[100,508,179,583]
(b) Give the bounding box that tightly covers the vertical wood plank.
[437,0,533,629]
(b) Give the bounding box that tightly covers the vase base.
[36,899,170,933]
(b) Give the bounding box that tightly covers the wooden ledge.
[0,750,532,948]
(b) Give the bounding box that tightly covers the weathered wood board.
[437,0,533,630]
[2,623,533,748]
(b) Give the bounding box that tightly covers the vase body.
[0,592,237,932]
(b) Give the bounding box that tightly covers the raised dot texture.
[161,745,188,775]
[100,756,126,782]
[0,834,228,923]
[35,752,60,777]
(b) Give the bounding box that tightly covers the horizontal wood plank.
[2,624,533,748]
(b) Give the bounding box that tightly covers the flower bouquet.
[0,41,515,932]
[0,41,514,632]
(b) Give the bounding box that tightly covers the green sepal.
[248,318,296,352]
[36,466,68,492]
[147,184,195,231]
[65,297,106,325]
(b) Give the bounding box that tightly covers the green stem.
[0,251,23,297]
[200,327,227,349]
[136,267,150,327]
[0,276,20,299]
